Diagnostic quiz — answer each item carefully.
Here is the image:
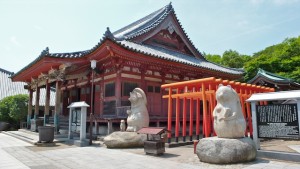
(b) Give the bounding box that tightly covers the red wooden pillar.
[167,87,173,143]
[239,87,247,136]
[182,97,187,142]
[189,98,194,141]
[208,85,213,137]
[196,98,200,140]
[202,83,208,137]
[175,88,180,142]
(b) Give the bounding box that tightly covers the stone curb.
[257,150,300,162]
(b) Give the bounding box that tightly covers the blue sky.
[1,0,300,73]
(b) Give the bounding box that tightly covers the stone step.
[2,129,69,145]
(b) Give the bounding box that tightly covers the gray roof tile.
[116,40,244,75]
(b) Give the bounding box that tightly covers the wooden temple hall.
[12,3,244,133]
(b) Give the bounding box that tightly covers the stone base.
[34,142,56,147]
[103,131,146,148]
[74,139,89,147]
[196,137,257,164]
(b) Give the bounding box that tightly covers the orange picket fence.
[161,77,274,143]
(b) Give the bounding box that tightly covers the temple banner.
[256,104,299,139]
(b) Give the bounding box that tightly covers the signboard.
[256,104,299,139]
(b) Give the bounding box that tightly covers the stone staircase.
[49,115,69,134]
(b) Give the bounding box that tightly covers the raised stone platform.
[103,131,146,148]
[196,137,256,164]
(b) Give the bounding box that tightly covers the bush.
[0,94,28,128]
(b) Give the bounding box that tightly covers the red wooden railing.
[161,77,274,143]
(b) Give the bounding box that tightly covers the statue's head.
[128,88,147,106]
[216,84,239,103]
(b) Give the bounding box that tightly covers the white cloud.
[10,36,22,47]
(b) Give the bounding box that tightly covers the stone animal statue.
[120,120,126,132]
[126,88,149,132]
[213,84,246,138]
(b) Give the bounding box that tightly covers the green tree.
[222,50,251,68]
[205,54,222,64]
[0,94,28,128]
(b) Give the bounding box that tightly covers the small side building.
[248,68,300,91]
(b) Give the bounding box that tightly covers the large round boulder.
[103,131,147,148]
[196,137,256,164]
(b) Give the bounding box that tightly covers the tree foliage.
[205,50,251,68]
[244,36,300,82]
[204,54,222,64]
[205,36,300,83]
[0,94,28,127]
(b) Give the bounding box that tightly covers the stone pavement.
[1,132,300,169]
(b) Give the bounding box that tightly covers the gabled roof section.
[248,68,299,84]
[112,3,205,59]
[113,3,173,40]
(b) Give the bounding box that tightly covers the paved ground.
[1,132,300,169]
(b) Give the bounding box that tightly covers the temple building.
[11,3,244,131]
[248,68,300,91]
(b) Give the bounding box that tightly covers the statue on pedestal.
[103,88,149,148]
[126,88,149,132]
[196,84,256,164]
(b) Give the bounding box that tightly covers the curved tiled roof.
[115,40,244,75]
[248,68,300,85]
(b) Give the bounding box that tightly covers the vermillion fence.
[161,77,274,143]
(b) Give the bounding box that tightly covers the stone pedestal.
[103,131,147,148]
[38,126,54,143]
[196,137,256,164]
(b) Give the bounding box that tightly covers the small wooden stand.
[137,127,170,155]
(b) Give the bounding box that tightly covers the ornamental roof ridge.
[113,3,173,40]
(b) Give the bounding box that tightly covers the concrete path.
[1,132,300,169]
[289,145,300,153]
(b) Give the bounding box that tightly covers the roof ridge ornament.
[104,27,116,40]
[167,2,173,11]
[40,47,49,57]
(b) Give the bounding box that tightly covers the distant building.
[248,68,300,91]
